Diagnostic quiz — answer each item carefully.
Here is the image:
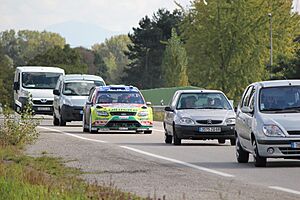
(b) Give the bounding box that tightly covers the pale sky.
[0,0,191,32]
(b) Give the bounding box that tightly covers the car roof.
[16,66,65,73]
[176,89,224,94]
[96,85,139,92]
[253,80,300,88]
[62,74,105,82]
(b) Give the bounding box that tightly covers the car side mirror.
[13,82,20,91]
[146,102,152,106]
[234,107,237,113]
[241,106,253,114]
[53,89,60,96]
[165,106,173,112]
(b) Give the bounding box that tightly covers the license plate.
[291,142,300,148]
[119,116,129,119]
[119,127,128,130]
[37,107,50,111]
[199,127,221,132]
[80,110,83,114]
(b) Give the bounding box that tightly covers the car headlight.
[138,111,149,117]
[179,117,195,125]
[97,111,109,116]
[225,118,236,125]
[263,125,285,137]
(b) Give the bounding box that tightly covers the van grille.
[279,147,300,155]
[196,120,222,124]
[33,100,53,105]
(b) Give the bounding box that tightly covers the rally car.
[82,85,153,133]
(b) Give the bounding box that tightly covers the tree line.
[1,0,300,106]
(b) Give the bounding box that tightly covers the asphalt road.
[26,117,300,200]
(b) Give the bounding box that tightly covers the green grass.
[153,111,164,122]
[0,145,144,200]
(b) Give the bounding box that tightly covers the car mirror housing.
[53,89,60,96]
[146,102,152,106]
[13,82,20,91]
[241,106,254,114]
[164,106,173,112]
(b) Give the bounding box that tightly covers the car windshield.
[22,72,62,89]
[260,86,300,112]
[63,81,105,96]
[177,93,232,110]
[96,91,145,104]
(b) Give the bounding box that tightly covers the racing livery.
[82,85,153,133]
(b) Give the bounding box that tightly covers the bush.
[0,104,39,147]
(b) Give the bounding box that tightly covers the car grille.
[106,120,141,128]
[287,131,300,136]
[33,100,53,105]
[279,147,300,155]
[196,120,223,124]
[110,112,136,116]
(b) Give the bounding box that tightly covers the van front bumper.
[257,139,300,158]
[61,105,83,122]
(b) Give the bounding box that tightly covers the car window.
[176,93,232,110]
[171,92,179,108]
[88,88,95,102]
[96,91,145,104]
[241,86,254,108]
[259,86,300,112]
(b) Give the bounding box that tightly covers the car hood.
[261,113,300,131]
[68,96,88,107]
[26,89,54,99]
[96,103,147,112]
[177,109,235,121]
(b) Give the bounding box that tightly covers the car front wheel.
[89,113,97,133]
[236,137,249,163]
[253,139,267,167]
[173,125,181,145]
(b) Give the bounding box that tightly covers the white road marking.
[120,145,235,178]
[38,126,108,143]
[269,186,300,195]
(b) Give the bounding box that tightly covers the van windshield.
[63,81,105,96]
[260,86,300,112]
[22,72,62,89]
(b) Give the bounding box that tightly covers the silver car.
[164,90,236,145]
[236,80,300,167]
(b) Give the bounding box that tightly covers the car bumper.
[257,139,300,158]
[32,105,53,115]
[92,119,152,131]
[174,124,235,140]
[61,105,83,121]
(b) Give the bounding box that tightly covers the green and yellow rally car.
[82,85,153,133]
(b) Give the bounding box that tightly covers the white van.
[13,66,65,115]
[53,74,105,126]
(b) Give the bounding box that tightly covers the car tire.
[173,125,181,145]
[236,137,249,163]
[89,113,97,133]
[218,139,226,144]
[230,138,236,146]
[53,113,59,126]
[59,112,66,126]
[82,114,89,132]
[165,134,172,144]
[144,130,152,134]
[253,139,267,167]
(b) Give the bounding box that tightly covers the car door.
[165,92,179,135]
[236,86,255,150]
[53,79,62,117]
[84,88,95,124]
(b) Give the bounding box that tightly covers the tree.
[182,0,300,101]
[0,30,65,66]
[94,53,109,81]
[28,45,87,74]
[0,49,14,106]
[92,35,131,84]
[123,9,183,89]
[162,28,188,87]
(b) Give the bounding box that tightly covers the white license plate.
[291,142,300,148]
[37,107,51,111]
[80,110,83,114]
[119,127,128,130]
[199,127,221,132]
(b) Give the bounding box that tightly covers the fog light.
[267,147,274,154]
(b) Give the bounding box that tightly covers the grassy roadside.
[153,111,164,122]
[0,145,143,200]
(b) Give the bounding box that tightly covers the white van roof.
[16,66,65,73]
[63,74,104,82]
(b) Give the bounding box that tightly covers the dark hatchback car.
[163,90,236,145]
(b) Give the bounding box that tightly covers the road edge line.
[269,186,300,195]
